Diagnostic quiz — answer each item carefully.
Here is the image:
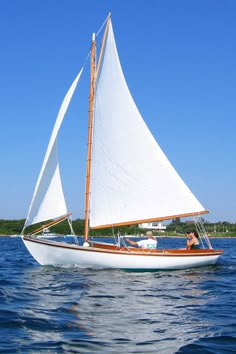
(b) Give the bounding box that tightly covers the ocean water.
[0,236,235,353]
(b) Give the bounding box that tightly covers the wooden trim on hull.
[23,236,223,258]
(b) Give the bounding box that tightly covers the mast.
[84,15,111,242]
[84,33,96,242]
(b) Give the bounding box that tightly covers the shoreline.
[1,234,236,238]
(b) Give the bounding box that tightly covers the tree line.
[166,218,236,236]
[0,218,235,236]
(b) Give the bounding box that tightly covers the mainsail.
[24,68,83,227]
[89,21,207,229]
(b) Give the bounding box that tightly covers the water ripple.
[0,237,235,353]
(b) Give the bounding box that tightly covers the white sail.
[25,68,83,227]
[89,21,206,228]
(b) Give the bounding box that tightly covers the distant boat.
[21,14,223,270]
[41,227,56,237]
[35,227,60,239]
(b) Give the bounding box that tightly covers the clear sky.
[0,0,235,223]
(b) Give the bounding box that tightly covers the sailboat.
[21,14,223,270]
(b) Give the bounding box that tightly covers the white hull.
[22,237,223,270]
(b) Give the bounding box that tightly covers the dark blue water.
[0,237,235,353]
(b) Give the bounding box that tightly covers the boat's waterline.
[22,237,223,270]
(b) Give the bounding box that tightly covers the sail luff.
[96,14,111,79]
[84,16,112,242]
[84,34,96,242]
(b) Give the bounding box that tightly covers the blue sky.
[0,0,235,223]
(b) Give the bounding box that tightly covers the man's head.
[146,231,155,239]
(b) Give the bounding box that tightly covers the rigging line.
[193,215,212,249]
[96,12,111,38]
[79,50,91,72]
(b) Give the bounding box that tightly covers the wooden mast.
[84,15,111,243]
[84,33,96,243]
